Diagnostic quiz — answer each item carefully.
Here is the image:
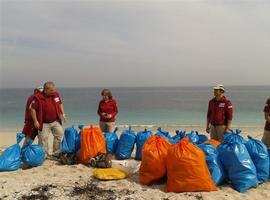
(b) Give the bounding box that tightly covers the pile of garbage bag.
[0,133,45,172]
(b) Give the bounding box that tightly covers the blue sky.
[1,0,270,88]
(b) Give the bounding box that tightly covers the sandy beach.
[0,126,270,200]
[2,0,270,198]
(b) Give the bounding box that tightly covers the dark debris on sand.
[70,180,135,200]
[183,193,204,200]
[18,184,57,200]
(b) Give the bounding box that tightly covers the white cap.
[35,86,44,92]
[213,84,225,92]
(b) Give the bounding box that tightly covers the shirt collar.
[102,99,112,103]
[215,96,226,102]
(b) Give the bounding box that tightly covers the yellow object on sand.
[93,168,128,180]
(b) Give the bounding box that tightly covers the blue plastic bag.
[198,143,225,186]
[135,129,153,160]
[217,130,258,192]
[171,130,208,145]
[75,133,81,153]
[245,136,269,183]
[223,129,246,144]
[75,125,85,156]
[61,126,80,154]
[155,127,172,142]
[197,133,208,144]
[104,127,119,154]
[186,131,200,144]
[78,124,85,130]
[170,130,186,144]
[21,139,45,167]
[116,127,136,160]
[0,133,24,172]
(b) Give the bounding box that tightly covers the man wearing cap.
[30,81,67,157]
[206,84,233,140]
[22,86,44,143]
[262,97,270,148]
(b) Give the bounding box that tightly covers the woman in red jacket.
[97,89,118,132]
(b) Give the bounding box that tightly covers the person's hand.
[206,127,210,133]
[62,113,67,123]
[104,114,112,119]
[224,128,230,134]
[107,114,112,119]
[34,121,40,129]
[101,112,106,116]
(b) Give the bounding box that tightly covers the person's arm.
[265,112,270,123]
[30,108,40,129]
[264,99,270,123]
[206,118,210,133]
[97,102,102,116]
[29,98,40,129]
[206,102,211,133]
[60,104,65,114]
[56,93,67,121]
[109,100,118,119]
[225,120,232,133]
[97,102,106,118]
[60,104,67,122]
[225,101,233,133]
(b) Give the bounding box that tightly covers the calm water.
[0,86,269,130]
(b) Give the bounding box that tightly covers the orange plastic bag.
[205,139,221,148]
[78,125,106,165]
[165,138,217,192]
[139,136,171,185]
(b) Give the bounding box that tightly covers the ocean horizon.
[0,86,269,131]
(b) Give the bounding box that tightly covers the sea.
[0,86,269,131]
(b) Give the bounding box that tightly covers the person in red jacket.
[22,86,43,143]
[97,89,118,132]
[206,84,233,141]
[30,81,67,157]
[262,97,270,148]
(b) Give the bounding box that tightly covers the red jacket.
[24,93,36,123]
[264,98,270,131]
[30,92,63,130]
[97,99,118,122]
[207,96,233,126]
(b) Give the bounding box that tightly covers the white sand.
[0,126,269,200]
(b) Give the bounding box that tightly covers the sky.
[0,0,270,88]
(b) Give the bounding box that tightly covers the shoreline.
[0,125,265,150]
[0,124,266,132]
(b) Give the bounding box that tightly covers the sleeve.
[111,100,118,118]
[264,98,270,113]
[207,101,211,119]
[58,95,62,104]
[29,98,39,110]
[55,92,62,104]
[97,101,102,117]
[226,100,233,121]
